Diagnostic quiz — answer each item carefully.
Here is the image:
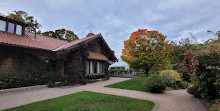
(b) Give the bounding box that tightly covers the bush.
[187,86,201,98]
[47,81,55,88]
[144,74,166,93]
[210,100,220,111]
[118,68,126,74]
[126,69,133,74]
[175,68,191,82]
[177,81,189,89]
[159,70,182,81]
[160,73,176,88]
[189,52,220,100]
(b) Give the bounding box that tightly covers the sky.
[0,0,220,61]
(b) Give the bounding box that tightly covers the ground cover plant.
[4,91,155,111]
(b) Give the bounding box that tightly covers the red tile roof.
[88,51,108,61]
[0,31,117,62]
[55,34,98,51]
[0,31,68,51]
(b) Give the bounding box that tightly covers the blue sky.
[0,0,220,59]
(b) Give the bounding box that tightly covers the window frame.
[0,20,6,31]
[16,24,22,35]
[8,22,15,34]
[87,60,104,74]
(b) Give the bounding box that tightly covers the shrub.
[47,81,55,88]
[126,69,133,74]
[160,74,176,88]
[144,74,166,93]
[187,86,201,98]
[189,52,220,100]
[177,81,189,89]
[159,70,182,81]
[109,69,114,74]
[118,68,126,74]
[210,100,220,111]
[110,69,118,74]
[175,67,191,82]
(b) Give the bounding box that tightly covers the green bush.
[187,86,201,98]
[144,74,166,93]
[118,68,126,74]
[160,73,176,88]
[109,69,114,74]
[189,52,220,100]
[47,81,55,88]
[177,81,189,89]
[126,69,133,74]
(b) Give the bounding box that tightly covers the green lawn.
[4,91,155,111]
[105,78,173,91]
[105,78,147,91]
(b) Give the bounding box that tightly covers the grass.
[105,78,174,91]
[105,78,147,91]
[4,91,155,111]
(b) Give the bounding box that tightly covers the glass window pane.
[99,62,103,73]
[90,61,93,73]
[8,22,15,33]
[97,61,100,73]
[86,61,89,73]
[0,20,6,31]
[16,25,22,35]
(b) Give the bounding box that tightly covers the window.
[89,61,93,73]
[0,20,6,31]
[86,60,104,74]
[86,61,89,73]
[16,25,22,35]
[99,62,103,73]
[8,22,15,33]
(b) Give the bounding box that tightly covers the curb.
[0,85,47,94]
[152,101,159,111]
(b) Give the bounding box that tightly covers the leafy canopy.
[42,28,79,42]
[121,29,172,74]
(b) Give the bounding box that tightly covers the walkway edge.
[0,85,47,94]
[152,101,159,111]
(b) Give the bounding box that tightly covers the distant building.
[109,60,130,70]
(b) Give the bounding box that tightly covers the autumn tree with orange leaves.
[121,29,172,75]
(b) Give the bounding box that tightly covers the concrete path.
[0,77,206,111]
[79,78,207,111]
[0,86,83,110]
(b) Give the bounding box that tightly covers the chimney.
[86,30,95,37]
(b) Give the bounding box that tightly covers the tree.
[207,30,220,40]
[42,28,79,42]
[6,10,41,33]
[121,29,172,75]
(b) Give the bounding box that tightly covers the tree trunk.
[145,68,150,77]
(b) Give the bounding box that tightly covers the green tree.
[42,28,79,42]
[6,10,41,33]
[121,29,172,75]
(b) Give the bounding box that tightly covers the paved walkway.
[0,77,206,111]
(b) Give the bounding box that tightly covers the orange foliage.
[121,29,172,73]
